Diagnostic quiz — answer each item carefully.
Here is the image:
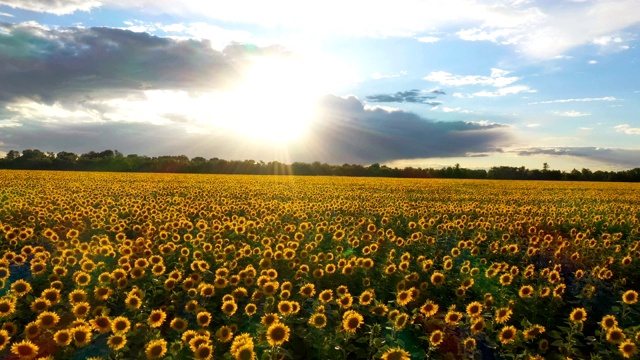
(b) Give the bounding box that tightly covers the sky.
[0,0,639,171]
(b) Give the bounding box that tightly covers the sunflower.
[72,325,93,347]
[185,300,199,313]
[148,309,167,328]
[73,302,91,318]
[299,284,316,298]
[199,284,216,298]
[72,270,91,286]
[495,308,512,324]
[53,329,72,346]
[94,287,112,301]
[336,285,349,297]
[232,343,256,360]
[0,299,16,317]
[30,297,51,312]
[231,334,255,360]
[266,323,291,346]
[170,317,188,332]
[107,334,127,351]
[539,287,551,298]
[309,313,327,329]
[445,310,463,325]
[607,327,627,343]
[396,290,412,306]
[622,290,639,305]
[25,322,39,339]
[464,337,476,351]
[538,338,549,351]
[518,285,534,298]
[197,311,212,327]
[619,340,638,359]
[261,313,279,327]
[499,274,513,286]
[216,325,233,343]
[394,313,409,329]
[0,329,9,351]
[498,325,518,344]
[145,339,168,359]
[338,294,354,309]
[471,318,486,334]
[2,322,17,337]
[244,303,257,316]
[523,325,546,340]
[370,304,389,316]
[465,301,483,318]
[125,294,142,310]
[276,301,292,316]
[111,316,131,334]
[569,308,587,323]
[359,290,375,306]
[262,281,278,296]
[318,290,333,303]
[342,310,364,333]
[90,315,111,333]
[420,300,439,317]
[222,301,238,316]
[430,272,445,285]
[36,311,60,329]
[194,343,215,360]
[11,279,32,296]
[381,347,411,360]
[11,340,39,359]
[601,315,618,330]
[429,330,444,347]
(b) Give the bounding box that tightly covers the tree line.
[1,149,639,182]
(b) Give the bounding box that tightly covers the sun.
[216,55,323,143]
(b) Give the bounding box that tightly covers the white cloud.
[416,36,440,43]
[588,60,598,64]
[158,22,253,50]
[470,85,535,97]
[424,68,519,87]
[615,124,640,134]
[529,96,620,104]
[0,11,14,17]
[593,35,624,46]
[455,0,640,58]
[526,123,540,127]
[553,111,591,117]
[371,70,407,80]
[0,0,100,14]
[442,107,473,113]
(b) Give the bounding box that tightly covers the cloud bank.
[514,147,640,169]
[0,94,512,164]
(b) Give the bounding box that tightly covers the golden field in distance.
[0,170,639,359]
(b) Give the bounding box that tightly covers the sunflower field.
[0,170,639,360]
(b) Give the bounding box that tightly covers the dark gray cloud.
[515,147,640,168]
[286,95,510,163]
[0,23,280,107]
[365,89,442,106]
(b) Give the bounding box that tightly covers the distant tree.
[5,150,20,160]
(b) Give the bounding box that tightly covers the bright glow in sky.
[0,0,639,170]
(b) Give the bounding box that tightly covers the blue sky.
[0,0,639,171]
